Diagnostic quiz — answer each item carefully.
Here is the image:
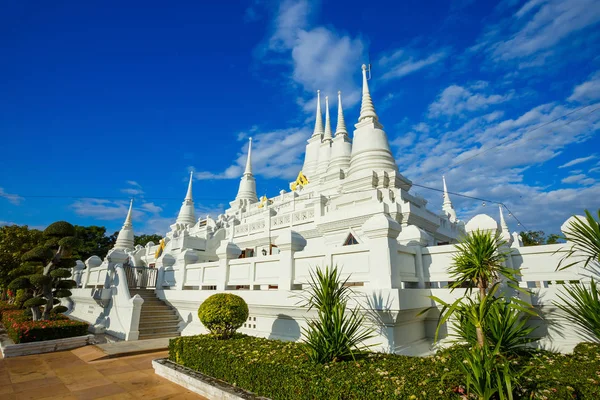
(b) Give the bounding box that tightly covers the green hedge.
[0,301,19,318]
[169,335,600,399]
[2,310,89,343]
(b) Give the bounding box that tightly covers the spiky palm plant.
[557,210,600,271]
[450,230,514,298]
[554,209,600,341]
[300,265,375,363]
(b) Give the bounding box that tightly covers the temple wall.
[67,213,595,355]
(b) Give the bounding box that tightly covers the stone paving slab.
[94,337,172,358]
[0,345,207,399]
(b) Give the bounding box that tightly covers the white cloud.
[378,49,448,81]
[558,155,596,168]
[428,84,512,118]
[71,199,145,221]
[569,71,600,103]
[194,127,310,182]
[491,0,600,62]
[121,181,145,196]
[561,174,587,184]
[0,187,23,205]
[140,202,163,214]
[391,77,600,233]
[258,0,365,111]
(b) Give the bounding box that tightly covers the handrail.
[123,266,158,289]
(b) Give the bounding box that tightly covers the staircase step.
[138,332,181,340]
[139,321,179,328]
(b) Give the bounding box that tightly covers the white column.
[216,241,242,291]
[275,229,307,290]
[362,214,402,289]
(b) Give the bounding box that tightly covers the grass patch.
[169,334,600,399]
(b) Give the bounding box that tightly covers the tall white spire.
[499,205,511,242]
[312,90,324,138]
[301,91,324,179]
[442,176,457,222]
[335,91,347,136]
[115,199,135,250]
[358,64,379,124]
[176,172,196,226]
[234,137,258,205]
[323,96,333,143]
[327,91,352,177]
[347,64,399,178]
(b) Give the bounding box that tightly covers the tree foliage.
[134,234,163,247]
[519,230,562,246]
[0,225,43,294]
[73,225,115,261]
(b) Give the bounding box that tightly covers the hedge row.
[169,335,600,399]
[2,310,89,343]
[0,301,19,318]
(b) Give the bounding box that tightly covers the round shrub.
[45,237,60,248]
[22,246,54,263]
[51,305,68,314]
[57,257,77,269]
[56,279,77,289]
[54,289,72,298]
[8,277,31,291]
[50,268,72,279]
[28,274,52,287]
[58,236,81,249]
[24,297,47,308]
[44,221,75,238]
[198,293,249,339]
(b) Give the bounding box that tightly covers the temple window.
[343,233,359,246]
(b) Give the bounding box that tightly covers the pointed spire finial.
[312,90,324,137]
[185,171,193,201]
[323,96,332,142]
[244,137,253,175]
[124,198,134,227]
[499,205,512,243]
[335,91,347,136]
[358,64,378,123]
[442,175,457,222]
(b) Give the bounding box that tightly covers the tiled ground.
[0,346,207,400]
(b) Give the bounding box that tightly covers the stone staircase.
[129,289,181,340]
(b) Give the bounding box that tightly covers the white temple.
[67,65,590,354]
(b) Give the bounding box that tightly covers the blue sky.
[1,0,599,236]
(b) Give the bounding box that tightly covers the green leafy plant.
[2,309,88,343]
[454,344,529,400]
[555,279,600,341]
[197,293,249,339]
[453,297,539,356]
[299,265,375,363]
[557,209,600,271]
[554,209,600,341]
[7,221,80,321]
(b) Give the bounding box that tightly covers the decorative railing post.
[216,241,242,291]
[176,249,199,290]
[362,213,402,289]
[83,255,102,288]
[275,229,307,290]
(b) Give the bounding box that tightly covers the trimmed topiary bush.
[2,310,88,343]
[198,293,249,339]
[44,221,76,238]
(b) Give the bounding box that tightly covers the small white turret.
[234,137,259,205]
[114,199,135,250]
[176,172,196,226]
[327,91,352,175]
[442,176,457,222]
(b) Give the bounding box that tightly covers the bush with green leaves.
[299,265,374,363]
[197,293,249,339]
[8,220,80,321]
[554,209,600,342]
[168,334,600,399]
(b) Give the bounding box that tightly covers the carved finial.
[312,90,324,137]
[358,64,378,123]
[335,91,347,136]
[244,137,253,176]
[323,96,332,142]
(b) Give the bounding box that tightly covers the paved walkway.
[0,345,207,399]
[94,337,170,358]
